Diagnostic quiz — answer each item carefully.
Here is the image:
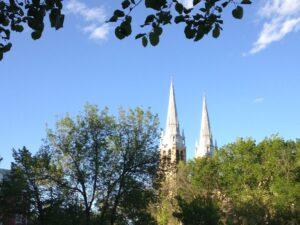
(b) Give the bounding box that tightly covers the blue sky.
[1,0,300,169]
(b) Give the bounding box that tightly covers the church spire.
[165,80,180,139]
[160,80,186,164]
[195,95,214,158]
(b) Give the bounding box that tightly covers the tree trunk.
[110,179,124,225]
[85,208,91,225]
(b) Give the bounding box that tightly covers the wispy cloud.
[179,0,193,9]
[247,0,300,55]
[253,97,265,103]
[82,23,109,40]
[65,0,109,41]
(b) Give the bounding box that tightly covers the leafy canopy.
[174,136,300,225]
[1,105,161,225]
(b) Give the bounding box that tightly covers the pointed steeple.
[195,96,214,158]
[160,80,185,154]
[161,80,184,147]
[165,80,180,137]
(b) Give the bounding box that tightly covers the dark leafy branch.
[0,0,64,60]
[0,0,251,61]
[108,0,252,47]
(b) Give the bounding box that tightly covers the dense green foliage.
[172,136,300,225]
[0,147,82,225]
[1,105,299,225]
[0,105,160,225]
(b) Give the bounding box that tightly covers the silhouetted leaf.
[145,0,166,10]
[232,6,243,19]
[122,0,131,9]
[193,0,200,6]
[212,25,220,38]
[142,36,148,47]
[241,0,251,4]
[114,10,125,17]
[175,3,184,14]
[149,32,159,46]
[31,30,42,40]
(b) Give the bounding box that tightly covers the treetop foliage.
[0,104,160,225]
[172,136,300,225]
[1,104,299,225]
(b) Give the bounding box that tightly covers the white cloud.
[259,0,300,17]
[253,97,265,103]
[248,0,300,55]
[65,0,109,41]
[179,0,193,9]
[82,24,110,41]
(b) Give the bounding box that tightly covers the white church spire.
[165,80,180,138]
[160,81,185,162]
[195,95,214,158]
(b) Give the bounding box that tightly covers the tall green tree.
[100,107,159,225]
[0,147,86,225]
[0,147,52,225]
[45,104,160,225]
[45,105,114,225]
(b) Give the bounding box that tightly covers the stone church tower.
[157,82,214,225]
[159,81,186,178]
[195,96,214,158]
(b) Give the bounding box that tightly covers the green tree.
[45,104,160,225]
[45,105,114,225]
[174,195,220,225]
[174,136,300,225]
[173,158,222,225]
[0,147,86,225]
[0,165,31,225]
[0,147,51,225]
[256,136,300,224]
[100,107,159,225]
